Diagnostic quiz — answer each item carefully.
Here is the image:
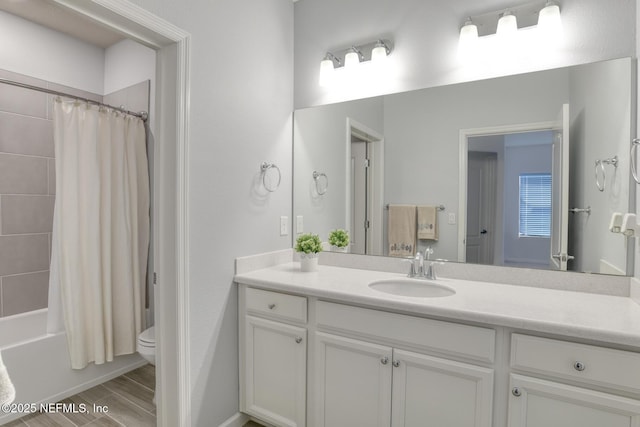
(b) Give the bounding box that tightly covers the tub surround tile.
[0,84,47,119]
[0,112,54,157]
[0,154,48,195]
[48,159,56,195]
[0,235,49,276]
[1,271,49,317]
[1,195,54,234]
[104,81,150,115]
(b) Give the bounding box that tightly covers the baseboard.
[219,412,249,427]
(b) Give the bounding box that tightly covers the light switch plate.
[448,213,456,225]
[280,216,288,236]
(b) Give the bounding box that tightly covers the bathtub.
[0,309,145,425]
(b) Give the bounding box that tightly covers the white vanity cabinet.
[240,287,308,427]
[313,301,495,427]
[507,334,640,427]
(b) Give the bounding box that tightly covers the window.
[519,173,551,237]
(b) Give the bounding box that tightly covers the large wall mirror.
[293,57,636,276]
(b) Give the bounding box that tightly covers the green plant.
[295,233,323,254]
[328,229,350,248]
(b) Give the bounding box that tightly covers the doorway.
[346,118,384,255]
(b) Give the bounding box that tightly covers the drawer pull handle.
[512,387,522,397]
[574,361,586,371]
[295,337,303,344]
[392,360,400,368]
[381,357,389,365]
[268,304,276,310]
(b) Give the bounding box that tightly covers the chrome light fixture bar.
[319,38,393,86]
[458,0,561,41]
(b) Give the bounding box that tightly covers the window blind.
[519,173,552,237]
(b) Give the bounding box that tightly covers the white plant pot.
[331,245,348,253]
[299,253,319,272]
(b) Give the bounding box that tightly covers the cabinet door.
[244,315,307,427]
[314,332,392,427]
[508,374,640,427]
[391,349,494,427]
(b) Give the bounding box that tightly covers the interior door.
[550,104,570,270]
[466,152,497,265]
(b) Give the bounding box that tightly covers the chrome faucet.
[407,252,424,278]
[407,250,441,280]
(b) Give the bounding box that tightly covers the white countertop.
[234,262,640,348]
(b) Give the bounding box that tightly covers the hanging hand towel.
[0,352,15,405]
[417,205,438,241]
[388,204,417,257]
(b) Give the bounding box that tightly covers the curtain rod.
[0,78,148,122]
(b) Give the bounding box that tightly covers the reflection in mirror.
[293,57,635,276]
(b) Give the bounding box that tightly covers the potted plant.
[295,233,323,272]
[328,229,349,252]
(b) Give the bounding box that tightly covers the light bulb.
[318,57,334,87]
[344,50,360,68]
[458,19,479,56]
[538,1,562,37]
[371,41,388,62]
[497,11,518,37]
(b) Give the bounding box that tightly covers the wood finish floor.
[4,364,155,427]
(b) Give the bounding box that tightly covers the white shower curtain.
[48,98,149,370]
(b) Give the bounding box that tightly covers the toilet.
[137,326,155,365]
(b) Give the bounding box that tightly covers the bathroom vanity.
[235,256,640,427]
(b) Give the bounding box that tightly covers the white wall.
[294,0,635,109]
[569,58,633,274]
[0,11,104,94]
[294,98,383,243]
[127,0,294,425]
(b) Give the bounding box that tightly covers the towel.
[0,352,15,405]
[388,204,416,257]
[417,205,438,241]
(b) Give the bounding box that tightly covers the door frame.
[345,118,384,255]
[459,121,556,262]
[52,1,191,426]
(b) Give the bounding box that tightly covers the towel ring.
[595,156,618,192]
[632,139,640,184]
[261,162,281,192]
[313,171,328,195]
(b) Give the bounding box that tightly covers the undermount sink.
[369,278,456,298]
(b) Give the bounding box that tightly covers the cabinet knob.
[512,387,522,397]
[574,361,586,371]
[295,336,303,344]
[268,303,276,310]
[392,360,400,368]
[381,357,389,365]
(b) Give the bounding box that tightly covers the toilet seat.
[138,326,155,346]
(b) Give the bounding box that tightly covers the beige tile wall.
[0,69,102,318]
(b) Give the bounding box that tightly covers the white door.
[351,140,370,254]
[550,104,570,270]
[244,316,307,427]
[391,349,494,427]
[314,332,392,427]
[466,152,497,264]
[508,374,640,427]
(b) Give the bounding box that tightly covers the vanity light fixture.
[538,1,562,34]
[458,18,479,54]
[318,38,394,86]
[496,10,518,37]
[344,46,364,68]
[458,1,563,48]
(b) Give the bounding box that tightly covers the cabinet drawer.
[511,334,640,392]
[316,301,495,363]
[245,287,307,323]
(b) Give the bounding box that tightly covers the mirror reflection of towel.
[0,352,15,405]
[417,206,438,241]
[388,204,416,257]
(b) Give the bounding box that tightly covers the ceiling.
[0,0,125,48]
